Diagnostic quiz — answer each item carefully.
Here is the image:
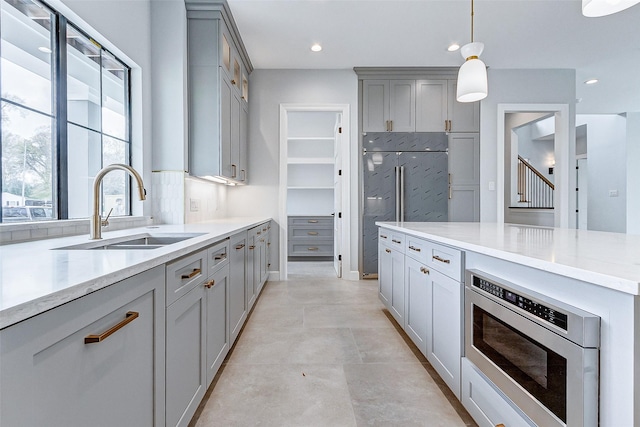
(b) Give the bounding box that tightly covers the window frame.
[0,0,133,223]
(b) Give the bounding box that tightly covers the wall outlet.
[609,190,619,197]
[190,198,200,212]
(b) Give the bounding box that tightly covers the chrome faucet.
[90,164,146,240]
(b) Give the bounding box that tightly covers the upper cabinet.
[186,1,252,184]
[360,70,480,133]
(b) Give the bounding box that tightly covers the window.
[0,0,132,223]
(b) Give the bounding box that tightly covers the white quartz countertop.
[377,222,640,295]
[0,217,271,329]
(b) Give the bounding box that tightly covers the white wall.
[480,69,576,224]
[577,115,627,233]
[226,69,359,277]
[627,113,640,235]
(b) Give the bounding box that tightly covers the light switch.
[609,190,619,197]
[190,198,200,211]
[488,181,496,191]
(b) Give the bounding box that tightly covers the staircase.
[516,155,554,209]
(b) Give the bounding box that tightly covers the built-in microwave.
[464,269,600,427]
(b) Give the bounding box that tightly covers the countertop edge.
[377,222,640,295]
[0,217,271,329]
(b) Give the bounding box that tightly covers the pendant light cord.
[471,0,475,43]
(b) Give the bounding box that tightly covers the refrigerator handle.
[400,166,405,222]
[395,166,400,221]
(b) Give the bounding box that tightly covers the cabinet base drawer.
[289,243,333,256]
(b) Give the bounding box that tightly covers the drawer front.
[379,228,405,253]
[288,216,333,227]
[207,239,229,276]
[405,235,430,264]
[426,240,462,281]
[166,249,208,306]
[290,227,333,239]
[288,242,333,256]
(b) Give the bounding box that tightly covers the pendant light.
[456,0,488,103]
[582,0,640,17]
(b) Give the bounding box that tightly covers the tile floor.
[191,262,477,427]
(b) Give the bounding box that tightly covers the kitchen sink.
[54,233,206,250]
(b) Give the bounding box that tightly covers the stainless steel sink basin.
[54,233,206,250]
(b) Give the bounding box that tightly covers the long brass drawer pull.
[85,311,139,344]
[308,220,318,223]
[181,268,201,279]
[385,248,391,253]
[257,231,262,235]
[214,254,226,261]
[236,244,245,250]
[380,234,388,239]
[420,266,430,275]
[249,245,255,250]
[408,245,421,252]
[432,255,451,264]
[392,239,401,244]
[204,280,215,289]
[308,247,319,251]
[308,231,319,235]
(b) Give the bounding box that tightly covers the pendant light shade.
[457,43,488,103]
[582,0,640,17]
[456,1,488,103]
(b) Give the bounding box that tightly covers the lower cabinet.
[205,263,230,386]
[404,256,430,355]
[0,266,165,427]
[166,282,207,427]
[461,358,535,427]
[229,231,248,345]
[427,268,462,399]
[378,240,405,325]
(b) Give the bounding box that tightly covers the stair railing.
[517,155,555,208]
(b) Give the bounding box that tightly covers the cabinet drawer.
[166,250,208,306]
[405,235,430,264]
[290,227,333,239]
[207,239,229,276]
[462,358,535,427]
[288,242,333,256]
[426,241,463,281]
[288,216,333,227]
[379,228,405,253]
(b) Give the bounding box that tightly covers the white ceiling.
[226,0,640,114]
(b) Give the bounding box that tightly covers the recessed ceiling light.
[447,43,460,52]
[585,79,599,85]
[310,44,322,52]
[38,46,52,53]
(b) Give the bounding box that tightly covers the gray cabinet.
[415,79,448,132]
[186,1,251,184]
[205,259,230,386]
[404,256,430,355]
[363,80,415,132]
[378,230,405,325]
[447,80,480,133]
[229,231,247,344]
[448,133,480,222]
[288,216,334,259]
[0,266,165,427]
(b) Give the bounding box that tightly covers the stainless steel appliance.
[362,132,448,277]
[465,269,600,427]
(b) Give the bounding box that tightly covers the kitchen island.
[377,221,640,427]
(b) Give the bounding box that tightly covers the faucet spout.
[90,164,146,240]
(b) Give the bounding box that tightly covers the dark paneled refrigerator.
[362,133,448,277]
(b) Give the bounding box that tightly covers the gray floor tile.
[304,304,394,329]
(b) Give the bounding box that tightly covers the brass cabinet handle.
[235,244,245,250]
[389,120,393,131]
[408,245,421,252]
[392,239,401,244]
[262,227,267,231]
[308,220,318,223]
[420,266,430,275]
[257,231,262,235]
[496,425,505,427]
[308,247,319,251]
[380,234,388,239]
[231,164,237,178]
[214,254,226,261]
[241,169,246,181]
[181,268,201,279]
[449,120,452,131]
[444,119,448,132]
[204,280,215,289]
[249,245,255,250]
[85,311,139,344]
[231,79,237,85]
[385,248,391,253]
[308,231,319,236]
[432,255,451,264]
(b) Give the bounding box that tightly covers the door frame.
[278,104,351,280]
[496,103,574,228]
